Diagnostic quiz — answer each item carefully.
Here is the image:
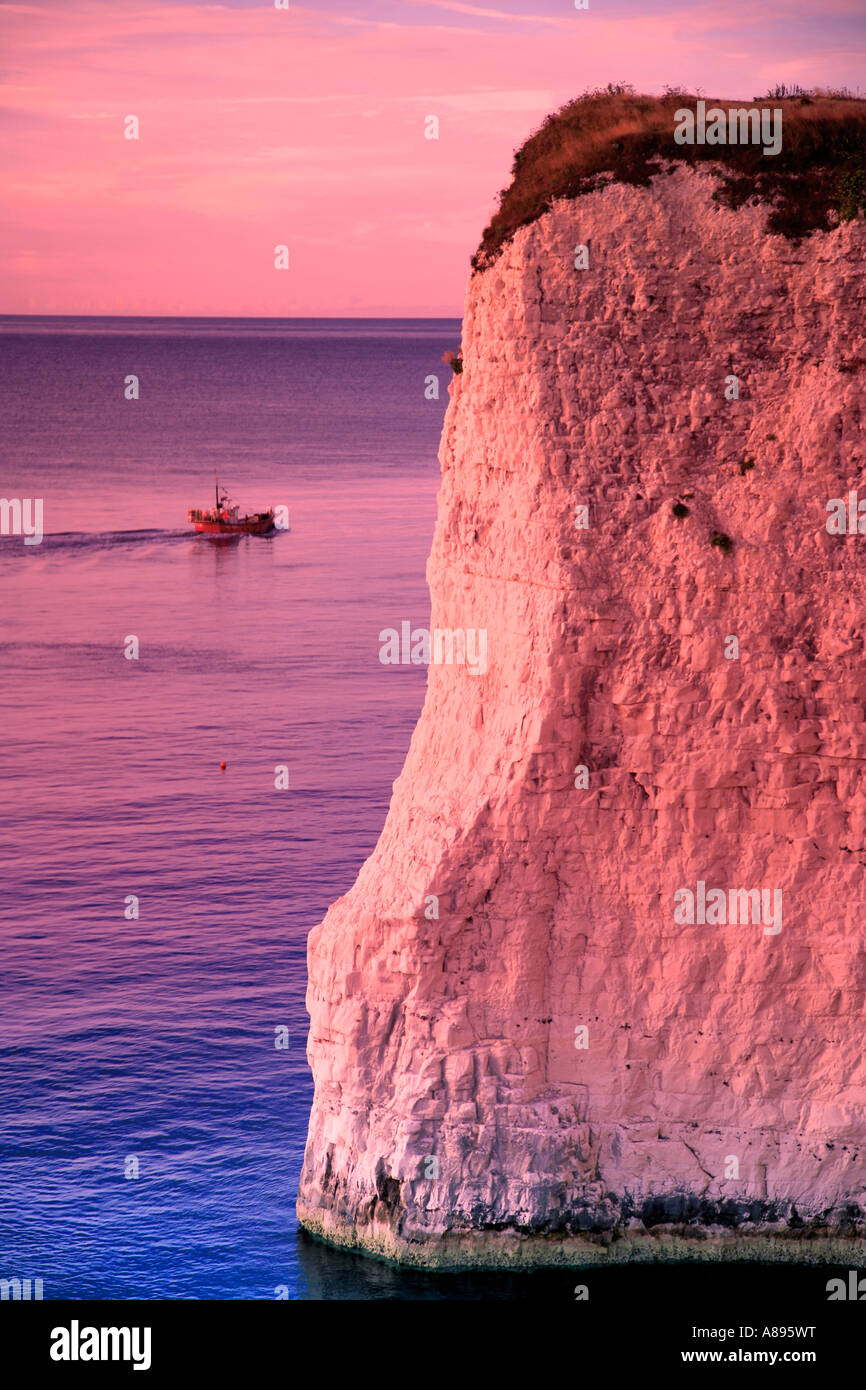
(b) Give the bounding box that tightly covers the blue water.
[0,317,460,1299]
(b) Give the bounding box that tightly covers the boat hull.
[191,516,275,535]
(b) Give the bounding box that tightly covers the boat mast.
[215,477,220,511]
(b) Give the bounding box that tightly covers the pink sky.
[1,0,864,316]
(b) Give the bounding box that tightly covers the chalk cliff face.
[298,156,866,1266]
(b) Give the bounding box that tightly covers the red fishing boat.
[187,481,275,536]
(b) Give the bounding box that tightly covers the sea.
[0,315,470,1300]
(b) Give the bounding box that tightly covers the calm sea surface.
[0,316,467,1299]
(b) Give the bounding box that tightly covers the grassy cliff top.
[472,87,866,272]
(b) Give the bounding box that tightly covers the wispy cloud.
[403,0,571,27]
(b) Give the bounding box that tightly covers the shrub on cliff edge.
[473,91,866,271]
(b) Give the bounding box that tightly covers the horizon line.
[0,312,464,322]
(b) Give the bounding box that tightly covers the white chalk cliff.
[298,136,866,1266]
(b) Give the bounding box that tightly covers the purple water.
[0,317,456,1299]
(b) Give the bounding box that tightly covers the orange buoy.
[219,760,227,771]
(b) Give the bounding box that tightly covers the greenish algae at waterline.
[298,1210,866,1272]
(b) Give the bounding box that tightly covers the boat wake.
[0,527,191,558]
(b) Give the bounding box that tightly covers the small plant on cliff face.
[672,501,690,518]
[838,168,866,220]
[740,456,755,475]
[442,349,463,374]
[711,531,733,553]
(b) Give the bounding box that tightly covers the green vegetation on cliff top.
[473,87,866,272]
